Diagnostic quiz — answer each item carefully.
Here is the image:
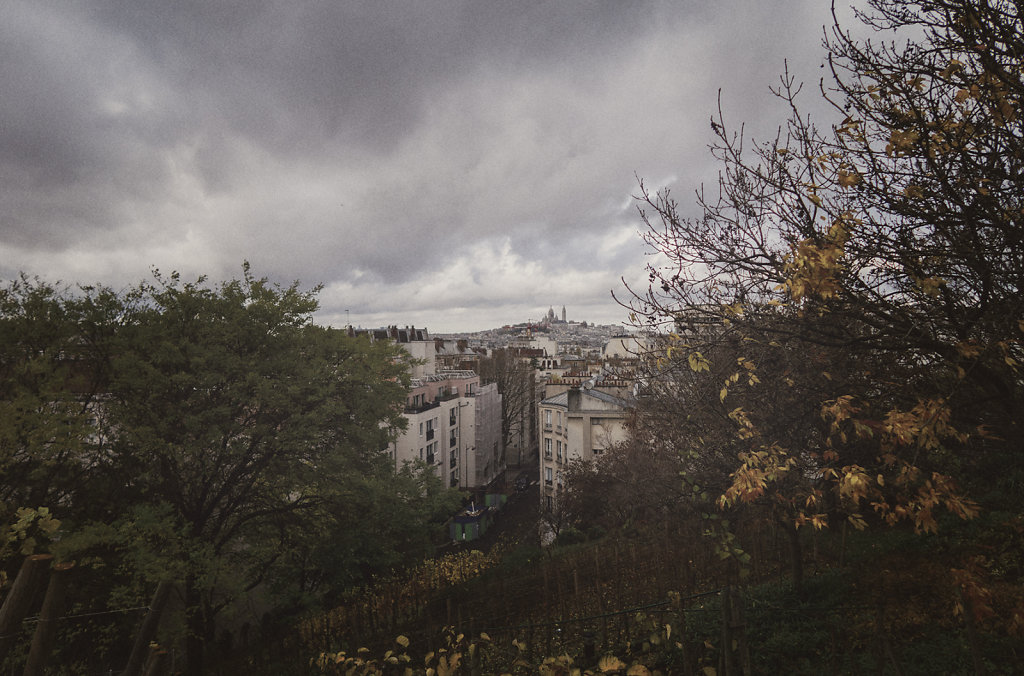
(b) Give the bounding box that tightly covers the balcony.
[405,399,440,414]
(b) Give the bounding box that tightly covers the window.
[449,408,457,426]
[544,410,552,428]
[419,422,423,436]
[426,442,436,464]
[450,471,458,488]
[556,440,563,462]
[593,447,604,455]
[544,467,553,485]
[450,429,457,448]
[426,418,436,440]
[544,438,552,459]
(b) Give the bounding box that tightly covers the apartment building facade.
[537,381,631,513]
[358,326,504,490]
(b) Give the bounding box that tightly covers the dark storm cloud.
[1,0,847,330]
[79,1,652,156]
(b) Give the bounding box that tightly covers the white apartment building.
[355,326,504,490]
[538,382,631,513]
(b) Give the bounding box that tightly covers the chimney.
[567,387,581,412]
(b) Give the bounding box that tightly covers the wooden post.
[543,564,550,617]
[22,562,74,676]
[121,581,172,676]
[0,554,53,661]
[729,588,751,676]
[958,588,985,676]
[142,645,169,676]
[720,586,734,676]
[573,568,580,615]
[556,567,564,619]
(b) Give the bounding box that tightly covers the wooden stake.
[0,554,53,661]
[121,581,172,676]
[22,561,74,676]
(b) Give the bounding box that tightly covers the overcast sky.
[2,1,854,333]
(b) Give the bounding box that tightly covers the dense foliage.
[0,266,461,674]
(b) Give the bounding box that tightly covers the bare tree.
[478,348,536,467]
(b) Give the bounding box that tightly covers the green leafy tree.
[98,266,410,673]
[0,277,117,527]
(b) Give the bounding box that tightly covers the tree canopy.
[0,267,461,674]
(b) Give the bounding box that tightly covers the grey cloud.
[1,0,845,330]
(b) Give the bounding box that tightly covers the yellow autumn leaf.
[688,352,710,372]
[837,169,861,188]
[599,655,627,672]
[395,635,410,648]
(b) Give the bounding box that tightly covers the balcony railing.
[426,429,435,441]
[405,400,440,414]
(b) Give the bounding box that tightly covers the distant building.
[602,334,651,360]
[356,326,504,490]
[537,375,632,515]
